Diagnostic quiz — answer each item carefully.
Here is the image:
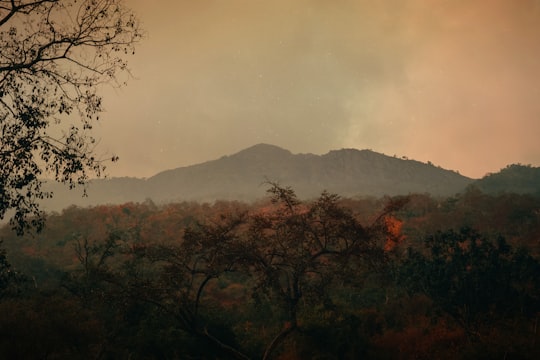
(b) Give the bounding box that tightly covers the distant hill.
[145,144,472,201]
[471,164,540,195]
[42,143,474,211]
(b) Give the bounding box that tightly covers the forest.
[1,183,539,359]
[3,1,537,358]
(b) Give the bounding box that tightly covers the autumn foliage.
[0,185,539,359]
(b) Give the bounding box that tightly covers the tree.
[124,184,404,359]
[0,240,26,298]
[244,186,383,359]
[0,0,142,233]
[399,227,540,340]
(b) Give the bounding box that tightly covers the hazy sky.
[93,0,540,179]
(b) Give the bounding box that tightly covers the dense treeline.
[1,185,539,359]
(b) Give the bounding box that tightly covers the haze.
[93,0,540,179]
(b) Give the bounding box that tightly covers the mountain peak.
[232,143,292,159]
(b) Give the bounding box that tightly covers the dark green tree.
[0,240,25,299]
[399,227,540,339]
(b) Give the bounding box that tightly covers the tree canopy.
[0,0,142,233]
[1,187,539,358]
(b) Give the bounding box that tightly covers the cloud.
[342,0,540,176]
[95,0,540,178]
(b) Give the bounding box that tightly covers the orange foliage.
[383,216,405,252]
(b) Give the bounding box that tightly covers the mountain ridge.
[472,164,540,195]
[40,144,477,212]
[38,143,540,213]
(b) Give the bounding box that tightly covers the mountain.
[145,143,472,202]
[471,164,540,195]
[40,144,474,212]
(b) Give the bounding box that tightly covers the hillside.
[146,144,472,201]
[41,144,473,212]
[472,164,540,195]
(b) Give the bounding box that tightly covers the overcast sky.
[93,0,540,179]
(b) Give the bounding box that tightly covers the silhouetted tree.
[0,0,142,233]
[123,184,404,359]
